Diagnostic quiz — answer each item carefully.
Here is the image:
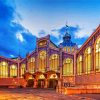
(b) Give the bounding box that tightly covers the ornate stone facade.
[0,25,100,93]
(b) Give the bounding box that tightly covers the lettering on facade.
[63,82,70,87]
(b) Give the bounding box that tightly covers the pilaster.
[44,79,48,88]
[33,79,38,88]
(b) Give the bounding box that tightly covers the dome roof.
[63,32,71,40]
[59,24,77,48]
[63,24,71,40]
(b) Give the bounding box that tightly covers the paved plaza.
[0,88,99,100]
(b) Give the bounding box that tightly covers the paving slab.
[0,88,99,100]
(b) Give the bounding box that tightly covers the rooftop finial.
[65,22,69,33]
[63,22,71,41]
[66,21,68,27]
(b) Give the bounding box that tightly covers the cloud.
[0,0,91,58]
[38,30,47,37]
[51,29,60,38]
[78,45,82,48]
[10,54,15,58]
[16,33,24,42]
[50,25,80,44]
[0,0,36,58]
[74,26,93,38]
[49,25,89,49]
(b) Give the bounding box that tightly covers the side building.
[75,25,100,88]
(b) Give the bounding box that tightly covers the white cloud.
[15,0,100,40]
[16,33,24,42]
[16,13,98,41]
[78,45,82,48]
[74,26,93,38]
[69,20,99,39]
[57,39,63,45]
[51,29,60,39]
[18,16,63,38]
[10,54,15,58]
[37,30,47,37]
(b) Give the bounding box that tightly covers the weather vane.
[65,21,69,32]
[66,21,68,27]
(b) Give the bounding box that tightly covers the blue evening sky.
[0,0,100,58]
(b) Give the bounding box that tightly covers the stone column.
[23,80,27,88]
[73,52,76,85]
[46,45,50,71]
[33,79,38,88]
[91,46,94,72]
[59,48,62,73]
[8,62,10,77]
[59,48,63,89]
[44,79,48,88]
[57,78,62,93]
[82,53,84,74]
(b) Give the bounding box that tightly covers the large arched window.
[84,47,92,74]
[77,55,82,75]
[21,64,26,77]
[49,54,59,71]
[0,61,8,78]
[95,37,100,71]
[39,51,46,72]
[63,58,73,76]
[28,57,35,74]
[10,65,17,77]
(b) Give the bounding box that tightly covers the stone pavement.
[0,88,99,100]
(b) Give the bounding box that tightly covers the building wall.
[75,25,100,86]
[0,26,100,88]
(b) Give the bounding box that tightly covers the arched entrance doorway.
[38,74,45,88]
[48,74,58,89]
[23,72,34,87]
[27,75,34,87]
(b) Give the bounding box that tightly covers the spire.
[59,23,77,47]
[63,24,71,41]
[65,23,68,32]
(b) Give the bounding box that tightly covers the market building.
[0,25,100,94]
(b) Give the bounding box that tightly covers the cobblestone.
[0,88,99,100]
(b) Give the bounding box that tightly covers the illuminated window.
[38,40,47,46]
[72,48,75,52]
[28,57,35,74]
[84,47,92,74]
[63,47,67,52]
[28,75,33,79]
[63,58,73,76]
[49,54,59,71]
[50,74,58,79]
[0,61,8,78]
[67,47,70,52]
[39,74,45,79]
[77,55,82,75]
[21,64,26,77]
[39,51,46,72]
[95,37,100,71]
[10,65,17,77]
